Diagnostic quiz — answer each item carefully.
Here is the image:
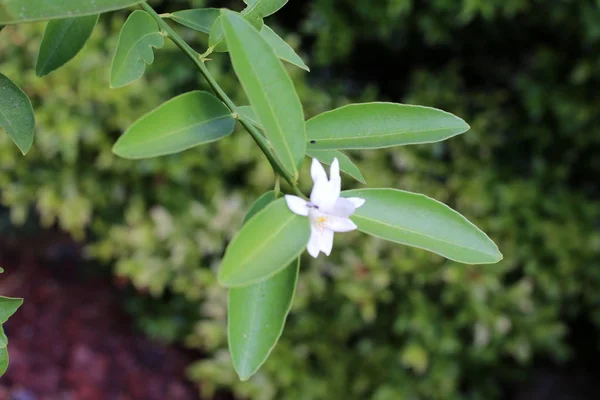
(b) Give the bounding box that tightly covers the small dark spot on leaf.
[310,140,316,144]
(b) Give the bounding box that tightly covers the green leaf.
[243,191,276,223]
[113,91,235,159]
[307,149,366,184]
[229,259,298,380]
[307,103,470,150]
[236,106,263,130]
[0,296,23,323]
[343,189,502,264]
[0,326,7,348]
[218,198,310,287]
[209,14,263,53]
[110,10,164,88]
[0,0,143,24]
[260,25,309,71]
[222,10,306,180]
[169,8,219,34]
[0,73,35,154]
[0,296,21,377]
[36,14,99,77]
[0,347,8,377]
[242,0,288,20]
[229,190,298,380]
[208,16,229,53]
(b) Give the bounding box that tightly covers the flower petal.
[310,178,339,211]
[329,198,357,218]
[330,158,340,182]
[285,195,308,216]
[319,229,334,256]
[311,158,327,183]
[327,158,341,203]
[307,229,321,258]
[346,197,366,209]
[324,216,358,233]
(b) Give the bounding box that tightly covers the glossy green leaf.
[0,296,21,378]
[222,10,305,180]
[207,16,229,53]
[36,14,99,77]
[229,190,298,380]
[236,106,262,130]
[218,198,310,287]
[242,0,288,20]
[243,191,276,223]
[0,347,7,377]
[307,103,470,150]
[260,25,309,71]
[170,8,219,34]
[208,13,263,53]
[0,296,23,323]
[0,73,35,154]
[229,259,298,380]
[307,149,365,184]
[113,91,235,159]
[343,189,503,264]
[0,0,142,24]
[110,10,164,88]
[0,326,7,348]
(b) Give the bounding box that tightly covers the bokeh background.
[1,0,600,399]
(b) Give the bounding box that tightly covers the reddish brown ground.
[0,234,200,400]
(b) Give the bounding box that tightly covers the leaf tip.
[233,359,257,381]
[16,139,33,155]
[35,67,47,78]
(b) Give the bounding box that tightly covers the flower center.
[315,216,328,231]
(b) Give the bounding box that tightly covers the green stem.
[140,2,301,191]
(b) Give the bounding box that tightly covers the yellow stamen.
[315,216,328,231]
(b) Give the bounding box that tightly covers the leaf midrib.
[225,16,298,176]
[38,18,75,74]
[114,31,161,81]
[308,125,464,143]
[226,213,297,279]
[120,114,231,150]
[353,213,497,259]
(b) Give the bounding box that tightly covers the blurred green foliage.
[1,0,600,399]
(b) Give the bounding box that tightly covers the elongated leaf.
[0,296,23,323]
[170,8,219,34]
[242,0,288,20]
[260,25,309,71]
[343,189,502,264]
[243,191,276,223]
[110,10,164,88]
[229,259,298,380]
[229,190,298,380]
[218,198,310,287]
[208,14,263,53]
[113,91,235,159]
[36,14,99,77]
[236,105,262,129]
[0,347,7,377]
[0,296,21,378]
[222,10,305,180]
[0,73,35,154]
[307,149,365,184]
[307,103,470,150]
[0,326,7,348]
[0,0,142,24]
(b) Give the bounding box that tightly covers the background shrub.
[1,1,599,399]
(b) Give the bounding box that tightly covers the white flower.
[285,158,365,258]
